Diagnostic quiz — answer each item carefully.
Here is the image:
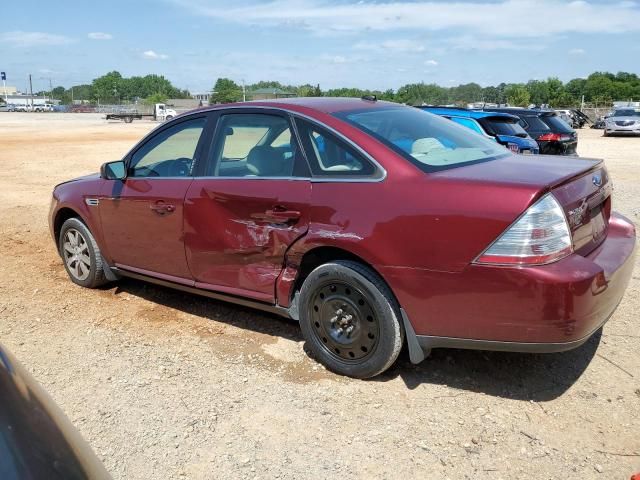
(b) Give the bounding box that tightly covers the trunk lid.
[432,154,611,256]
[552,163,612,256]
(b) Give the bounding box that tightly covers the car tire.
[59,218,108,288]
[298,260,404,378]
[124,116,133,123]
[166,115,173,120]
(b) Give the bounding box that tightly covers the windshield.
[334,106,509,172]
[613,109,640,117]
[481,117,528,137]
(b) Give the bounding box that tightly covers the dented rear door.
[183,178,310,302]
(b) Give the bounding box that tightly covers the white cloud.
[424,59,438,66]
[355,39,425,53]
[142,50,169,59]
[569,48,586,55]
[0,31,73,47]
[175,0,640,38]
[88,32,113,40]
[448,35,547,51]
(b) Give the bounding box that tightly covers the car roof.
[419,106,518,120]
[200,97,400,115]
[482,107,556,117]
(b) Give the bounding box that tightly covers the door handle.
[150,201,175,215]
[261,206,301,224]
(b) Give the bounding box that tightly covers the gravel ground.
[0,113,638,479]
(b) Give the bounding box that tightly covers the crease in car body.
[49,97,636,379]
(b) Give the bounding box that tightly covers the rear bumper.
[538,140,578,155]
[383,212,636,353]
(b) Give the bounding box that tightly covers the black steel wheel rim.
[309,281,380,363]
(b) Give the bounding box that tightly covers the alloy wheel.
[62,228,91,281]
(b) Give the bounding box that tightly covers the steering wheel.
[168,157,193,177]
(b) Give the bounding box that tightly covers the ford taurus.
[49,98,636,378]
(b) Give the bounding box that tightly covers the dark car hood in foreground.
[431,153,601,190]
[0,343,110,479]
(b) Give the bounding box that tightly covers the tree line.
[31,70,640,107]
[46,71,190,105]
[212,72,640,107]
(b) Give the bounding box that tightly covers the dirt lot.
[0,112,638,479]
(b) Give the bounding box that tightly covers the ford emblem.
[592,174,602,187]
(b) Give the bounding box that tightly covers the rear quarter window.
[520,116,550,132]
[542,115,574,133]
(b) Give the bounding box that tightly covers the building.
[250,88,296,100]
[192,92,211,104]
[3,93,51,106]
[1,85,19,97]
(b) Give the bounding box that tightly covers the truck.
[105,103,178,123]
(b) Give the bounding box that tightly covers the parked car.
[555,109,575,127]
[0,342,110,479]
[555,109,589,129]
[419,107,539,154]
[603,108,640,136]
[49,97,636,378]
[482,107,578,155]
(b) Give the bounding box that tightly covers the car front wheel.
[59,218,108,288]
[298,260,404,378]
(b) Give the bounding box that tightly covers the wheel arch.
[53,207,85,244]
[281,245,402,317]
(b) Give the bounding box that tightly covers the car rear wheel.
[59,218,108,288]
[298,260,403,378]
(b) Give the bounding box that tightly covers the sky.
[1,0,639,93]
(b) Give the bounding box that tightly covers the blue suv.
[418,107,540,155]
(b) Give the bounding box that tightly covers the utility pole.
[241,79,246,102]
[28,74,34,108]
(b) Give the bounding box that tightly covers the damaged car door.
[183,109,311,302]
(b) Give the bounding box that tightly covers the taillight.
[537,133,572,142]
[474,194,573,266]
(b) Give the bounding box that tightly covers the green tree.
[144,92,169,105]
[450,82,482,104]
[504,84,530,107]
[91,71,123,103]
[211,78,242,103]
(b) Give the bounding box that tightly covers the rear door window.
[206,113,307,178]
[482,117,528,137]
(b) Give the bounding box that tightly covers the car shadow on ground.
[112,278,303,342]
[378,330,602,401]
[113,278,599,402]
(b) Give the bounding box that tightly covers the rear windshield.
[334,106,509,172]
[481,117,528,137]
[613,109,640,117]
[541,114,574,133]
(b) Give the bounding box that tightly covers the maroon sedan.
[49,98,636,378]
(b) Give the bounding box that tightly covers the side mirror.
[100,160,127,180]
